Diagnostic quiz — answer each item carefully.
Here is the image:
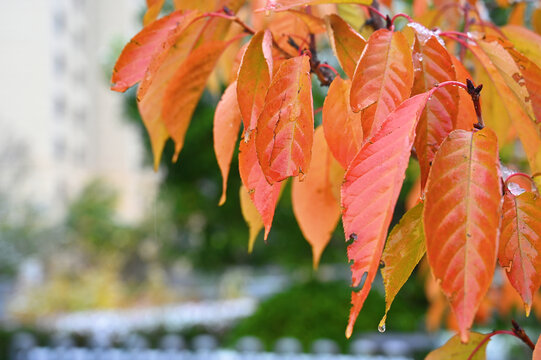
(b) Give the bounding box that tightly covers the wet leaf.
[424,128,502,342]
[256,55,314,184]
[341,92,433,338]
[499,190,541,314]
[350,29,414,140]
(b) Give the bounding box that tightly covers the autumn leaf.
[163,40,235,161]
[341,91,432,338]
[535,334,541,360]
[239,185,264,252]
[424,128,502,343]
[350,29,414,140]
[449,55,477,131]
[288,10,326,34]
[499,189,541,314]
[322,77,363,168]
[469,40,541,175]
[239,136,282,239]
[111,10,187,92]
[214,81,242,206]
[502,25,541,61]
[143,0,166,25]
[292,126,342,269]
[237,30,274,136]
[256,55,314,184]
[325,14,366,79]
[380,202,426,329]
[411,32,459,189]
[426,332,489,360]
[260,0,372,12]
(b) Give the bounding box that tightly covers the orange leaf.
[350,29,414,139]
[239,185,264,252]
[341,91,433,338]
[469,40,541,175]
[322,77,363,168]
[325,14,366,79]
[213,81,242,206]
[502,25,541,66]
[426,332,489,360]
[256,55,314,184]
[535,334,541,360]
[292,126,342,269]
[499,190,541,314]
[380,202,426,329]
[508,2,526,26]
[411,32,459,190]
[288,10,326,34]
[424,128,502,343]
[143,0,166,26]
[163,40,235,161]
[239,136,282,239]
[111,11,187,92]
[136,16,204,170]
[237,30,274,135]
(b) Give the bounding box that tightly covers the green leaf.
[379,202,426,329]
[426,332,489,360]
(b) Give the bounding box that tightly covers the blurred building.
[0,0,157,222]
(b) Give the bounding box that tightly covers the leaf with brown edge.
[322,77,363,168]
[260,0,372,12]
[349,29,414,140]
[341,91,433,338]
[292,126,342,269]
[143,0,166,25]
[325,14,366,79]
[469,41,541,175]
[237,30,273,136]
[424,128,502,343]
[256,55,314,184]
[239,136,282,240]
[411,33,459,190]
[111,10,187,92]
[239,185,264,253]
[379,202,426,329]
[214,81,242,206]
[499,190,541,315]
[163,40,236,161]
[506,47,541,127]
[426,332,489,360]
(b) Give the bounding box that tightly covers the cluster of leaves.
[111,0,541,356]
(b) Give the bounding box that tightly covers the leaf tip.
[218,193,226,206]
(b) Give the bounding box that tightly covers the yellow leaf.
[240,185,264,253]
[426,332,489,360]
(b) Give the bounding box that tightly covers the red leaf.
[499,190,541,314]
[350,29,414,140]
[322,77,363,168]
[237,30,274,135]
[256,55,314,184]
[292,126,342,268]
[325,14,366,79]
[424,128,502,343]
[163,40,234,160]
[411,34,459,189]
[214,81,242,206]
[143,0,166,26]
[111,10,187,92]
[239,136,282,239]
[341,91,432,338]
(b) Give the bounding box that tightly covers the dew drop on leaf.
[378,323,386,333]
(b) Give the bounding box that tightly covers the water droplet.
[378,323,386,333]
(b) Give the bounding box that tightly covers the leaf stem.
[512,319,536,350]
[317,63,339,77]
[391,13,414,25]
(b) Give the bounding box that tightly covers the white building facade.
[0,0,158,222]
